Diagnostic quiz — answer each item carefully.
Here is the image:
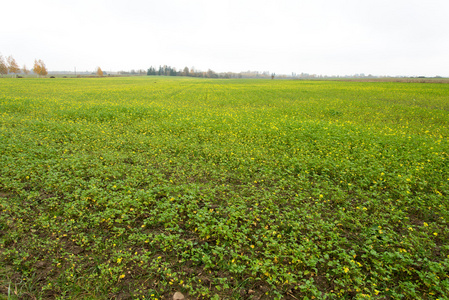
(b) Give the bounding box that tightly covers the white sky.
[1,0,449,76]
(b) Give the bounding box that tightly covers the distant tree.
[33,60,41,76]
[39,60,48,76]
[207,69,218,78]
[96,67,103,77]
[22,64,30,75]
[7,56,20,76]
[182,67,189,76]
[0,55,7,77]
[33,59,48,77]
[147,66,156,75]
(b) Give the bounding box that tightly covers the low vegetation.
[0,77,448,299]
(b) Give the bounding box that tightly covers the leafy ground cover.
[0,77,448,299]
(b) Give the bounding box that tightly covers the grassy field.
[0,77,448,299]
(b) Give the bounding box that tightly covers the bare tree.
[0,55,7,77]
[23,64,30,75]
[7,56,20,77]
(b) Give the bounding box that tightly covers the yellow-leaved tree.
[33,59,48,77]
[32,60,41,76]
[96,67,103,77]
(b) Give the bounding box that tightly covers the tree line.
[147,65,275,79]
[147,66,215,77]
[0,55,275,79]
[0,55,48,77]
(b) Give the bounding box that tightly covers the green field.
[0,77,448,299]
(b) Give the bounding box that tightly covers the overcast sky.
[1,0,448,76]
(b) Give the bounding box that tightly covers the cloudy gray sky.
[1,0,448,76]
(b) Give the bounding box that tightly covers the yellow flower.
[343,267,349,273]
[119,274,125,279]
[434,232,438,236]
